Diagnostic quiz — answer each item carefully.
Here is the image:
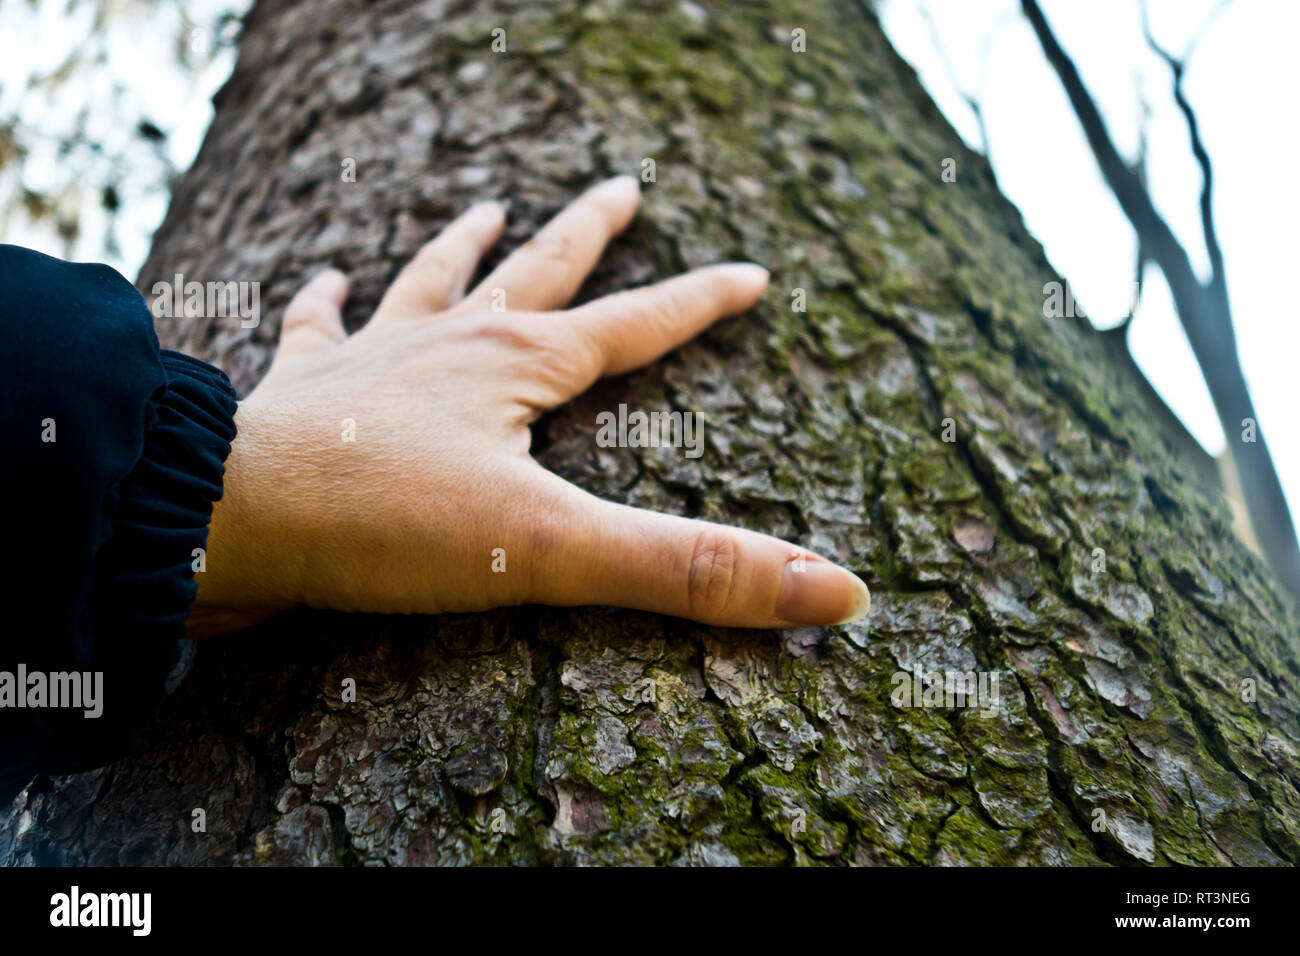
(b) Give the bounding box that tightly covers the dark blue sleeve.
[0,244,237,805]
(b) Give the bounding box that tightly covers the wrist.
[190,400,305,634]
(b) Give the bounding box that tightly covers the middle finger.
[453,175,641,315]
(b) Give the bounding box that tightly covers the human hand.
[190,176,870,635]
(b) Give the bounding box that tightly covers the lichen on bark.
[2,0,1296,866]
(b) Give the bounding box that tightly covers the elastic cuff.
[99,350,238,631]
[35,351,237,775]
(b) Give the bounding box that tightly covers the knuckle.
[522,231,575,265]
[652,289,685,329]
[516,497,576,601]
[479,315,544,353]
[413,248,454,282]
[523,506,566,565]
[686,528,739,620]
[477,317,599,398]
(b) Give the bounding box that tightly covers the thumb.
[530,481,870,629]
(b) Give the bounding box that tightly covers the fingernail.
[719,262,770,287]
[775,561,871,626]
[590,174,641,199]
[315,269,348,295]
[469,200,504,222]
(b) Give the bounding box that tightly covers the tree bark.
[3,0,1297,866]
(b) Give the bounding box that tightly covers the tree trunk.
[4,0,1297,867]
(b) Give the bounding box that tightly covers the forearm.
[188,403,301,637]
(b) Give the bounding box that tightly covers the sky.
[0,0,247,269]
[1,0,1295,542]
[878,0,1299,538]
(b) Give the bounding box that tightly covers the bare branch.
[918,1,991,156]
[1139,0,1227,291]
[1020,0,1300,600]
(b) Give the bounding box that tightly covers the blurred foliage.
[0,0,247,272]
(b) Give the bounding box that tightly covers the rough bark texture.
[3,0,1298,866]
